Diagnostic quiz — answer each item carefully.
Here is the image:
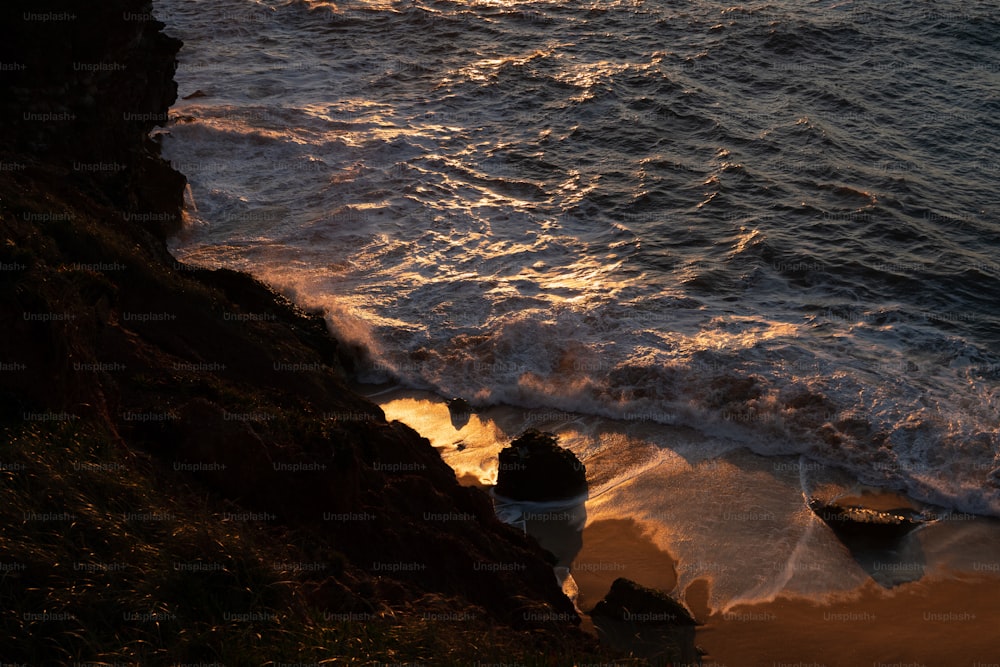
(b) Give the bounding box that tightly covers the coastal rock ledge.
[590,577,697,627]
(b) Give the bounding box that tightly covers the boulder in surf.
[495,429,586,501]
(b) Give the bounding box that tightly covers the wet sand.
[573,519,1000,667]
[572,518,678,612]
[699,574,1000,667]
[370,385,1000,666]
[538,510,1000,666]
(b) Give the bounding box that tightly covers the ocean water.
[154,0,1000,603]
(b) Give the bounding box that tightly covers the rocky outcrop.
[495,429,588,501]
[590,578,699,664]
[591,578,697,626]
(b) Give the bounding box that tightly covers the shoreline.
[372,383,1000,665]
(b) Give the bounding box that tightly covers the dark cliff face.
[0,0,185,236]
[0,0,587,653]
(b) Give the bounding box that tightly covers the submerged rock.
[809,498,926,546]
[446,397,472,415]
[809,497,931,588]
[446,397,472,429]
[495,429,587,501]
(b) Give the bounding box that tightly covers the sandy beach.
[576,520,1000,667]
[579,521,1000,666]
[370,385,1000,666]
[572,518,679,612]
[701,574,1000,666]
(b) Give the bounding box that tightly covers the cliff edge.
[0,1,608,663]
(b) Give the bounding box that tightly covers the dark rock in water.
[810,498,930,588]
[446,398,472,429]
[591,577,697,626]
[590,578,699,665]
[446,397,472,414]
[809,498,925,546]
[495,429,587,501]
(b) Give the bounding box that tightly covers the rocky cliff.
[0,1,603,662]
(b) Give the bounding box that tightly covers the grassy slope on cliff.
[1,420,622,665]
